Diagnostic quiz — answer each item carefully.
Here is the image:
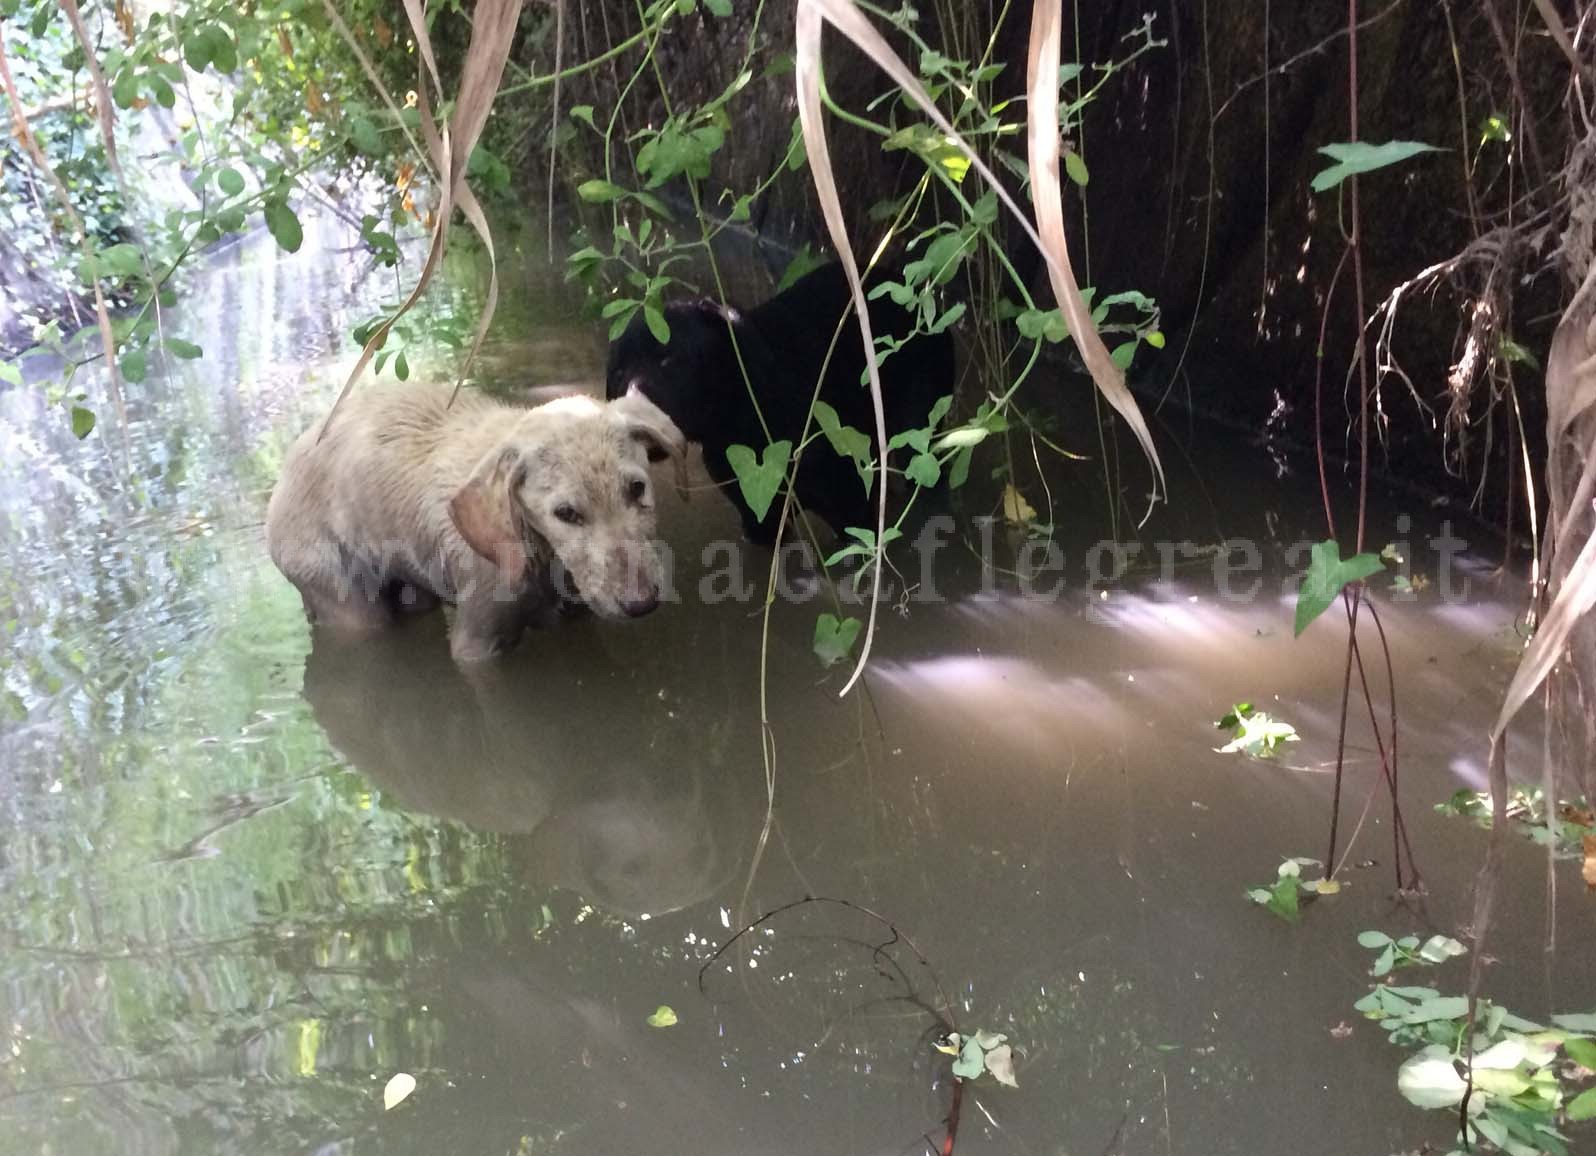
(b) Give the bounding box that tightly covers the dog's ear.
[612,386,690,500]
[450,446,529,582]
[695,296,742,326]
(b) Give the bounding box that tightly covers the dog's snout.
[622,590,659,618]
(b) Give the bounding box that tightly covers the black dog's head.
[604,297,742,444]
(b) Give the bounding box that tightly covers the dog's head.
[604,297,742,443]
[449,392,687,619]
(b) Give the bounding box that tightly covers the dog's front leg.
[450,590,538,662]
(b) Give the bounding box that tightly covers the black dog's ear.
[695,296,742,325]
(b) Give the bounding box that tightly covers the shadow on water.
[2,211,1594,1156]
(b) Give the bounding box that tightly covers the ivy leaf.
[70,406,96,439]
[569,105,596,129]
[1294,540,1384,636]
[703,0,733,15]
[1311,140,1442,193]
[164,338,203,360]
[724,440,792,523]
[812,613,862,668]
[263,200,303,253]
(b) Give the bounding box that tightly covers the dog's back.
[266,383,507,609]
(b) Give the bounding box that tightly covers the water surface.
[2,216,1591,1156]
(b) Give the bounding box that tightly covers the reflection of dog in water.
[301,621,723,916]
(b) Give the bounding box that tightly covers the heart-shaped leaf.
[646,1005,678,1028]
[724,440,791,524]
[1294,540,1384,636]
[813,613,862,668]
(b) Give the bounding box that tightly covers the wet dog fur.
[265,382,686,662]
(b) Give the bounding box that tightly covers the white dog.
[266,382,686,661]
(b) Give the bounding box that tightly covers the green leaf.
[395,352,410,381]
[1551,1013,1596,1032]
[776,243,828,294]
[703,0,732,15]
[1568,1086,1596,1122]
[1311,140,1442,193]
[724,440,792,524]
[948,445,973,489]
[350,116,383,155]
[151,77,176,109]
[264,200,303,253]
[119,348,147,384]
[112,65,139,109]
[643,303,671,345]
[96,243,144,278]
[952,1036,985,1080]
[70,405,96,439]
[812,613,862,668]
[0,360,20,386]
[811,401,873,491]
[1403,996,1471,1023]
[206,27,238,73]
[646,1005,678,1028]
[1357,930,1392,949]
[164,338,203,360]
[577,179,626,203]
[1563,1037,1596,1070]
[1063,148,1089,186]
[217,166,245,197]
[1294,540,1384,636]
[569,105,596,129]
[906,452,940,488]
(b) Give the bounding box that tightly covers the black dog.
[605,262,955,543]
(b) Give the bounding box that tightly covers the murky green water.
[2,218,1592,1156]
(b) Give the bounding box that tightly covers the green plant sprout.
[1214,702,1300,758]
[1246,857,1340,922]
[936,1028,1017,1088]
[1357,929,1467,977]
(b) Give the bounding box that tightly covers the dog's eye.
[554,504,584,526]
[626,478,647,503]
